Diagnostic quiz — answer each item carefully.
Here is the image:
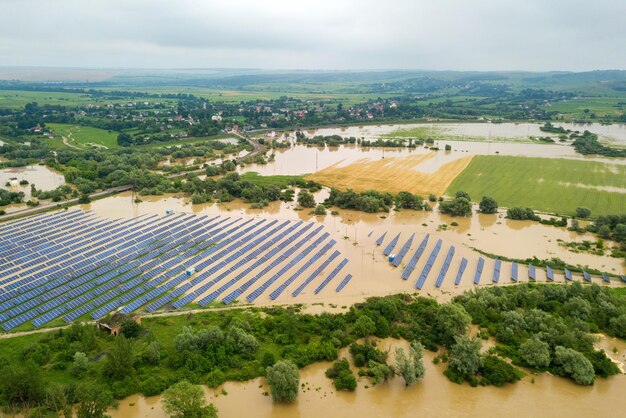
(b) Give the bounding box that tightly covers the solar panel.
[435,246,455,288]
[473,258,485,285]
[415,239,442,289]
[383,233,401,256]
[454,258,468,285]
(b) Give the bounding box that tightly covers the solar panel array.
[0,210,354,331]
[376,230,621,289]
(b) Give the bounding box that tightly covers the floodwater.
[240,126,625,177]
[110,338,626,418]
[313,122,626,145]
[80,191,625,309]
[0,164,65,211]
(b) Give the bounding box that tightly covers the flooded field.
[311,122,626,145]
[81,191,626,309]
[110,338,626,418]
[0,164,65,194]
[241,123,626,178]
[0,164,66,212]
[309,152,473,196]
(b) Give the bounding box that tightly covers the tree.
[507,207,540,221]
[76,382,114,418]
[353,315,376,338]
[0,362,45,406]
[553,346,595,385]
[433,304,472,347]
[314,204,326,215]
[367,360,394,384]
[455,191,471,201]
[576,207,591,218]
[479,196,498,214]
[394,340,425,387]
[120,319,142,339]
[45,385,74,418]
[116,133,132,147]
[439,197,472,217]
[102,336,134,381]
[71,352,89,377]
[395,191,423,210]
[162,380,218,418]
[519,337,550,369]
[145,341,161,365]
[298,190,315,208]
[266,360,300,403]
[448,336,483,379]
[226,326,258,358]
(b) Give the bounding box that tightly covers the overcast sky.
[1,0,625,71]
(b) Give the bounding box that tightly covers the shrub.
[325,358,356,391]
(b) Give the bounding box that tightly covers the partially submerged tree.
[447,336,483,379]
[520,337,551,369]
[162,380,218,418]
[266,360,300,403]
[76,382,115,418]
[479,196,498,214]
[394,340,426,387]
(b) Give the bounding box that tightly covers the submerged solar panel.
[383,233,401,256]
[454,258,468,285]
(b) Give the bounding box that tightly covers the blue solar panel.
[435,246,455,288]
[528,264,536,281]
[415,239,442,289]
[392,234,414,267]
[375,232,387,246]
[473,258,485,285]
[511,262,518,282]
[564,267,572,282]
[382,233,401,256]
[336,274,353,292]
[454,258,468,285]
[401,234,429,280]
[492,259,501,283]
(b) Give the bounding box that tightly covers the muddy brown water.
[240,126,626,177]
[109,338,626,418]
[0,164,65,212]
[313,122,626,145]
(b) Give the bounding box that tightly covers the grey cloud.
[0,0,624,70]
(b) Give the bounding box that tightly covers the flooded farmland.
[313,122,626,145]
[110,338,626,418]
[240,123,626,178]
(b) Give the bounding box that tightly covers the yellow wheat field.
[308,152,474,196]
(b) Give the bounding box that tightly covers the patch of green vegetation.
[48,123,119,149]
[447,155,626,216]
[239,172,307,188]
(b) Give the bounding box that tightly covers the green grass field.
[541,97,625,119]
[0,90,175,109]
[446,155,626,216]
[239,172,307,188]
[47,123,119,149]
